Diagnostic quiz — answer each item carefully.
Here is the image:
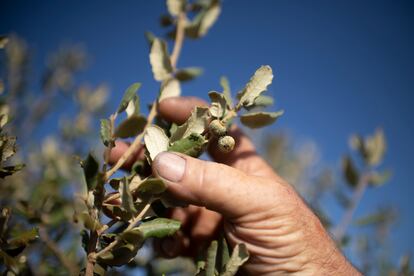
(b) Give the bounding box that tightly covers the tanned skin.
[110,96,361,275]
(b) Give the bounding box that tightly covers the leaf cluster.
[78,1,285,273]
[0,208,38,274]
[343,128,389,189]
[195,238,249,276]
[0,104,24,179]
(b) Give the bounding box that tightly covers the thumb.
[152,152,262,218]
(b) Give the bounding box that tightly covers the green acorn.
[209,119,227,137]
[218,135,235,153]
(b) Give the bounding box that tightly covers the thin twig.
[125,202,152,231]
[38,226,79,276]
[170,12,186,69]
[97,219,118,235]
[106,4,186,184]
[332,173,370,242]
[89,8,188,271]
[94,203,151,259]
[85,230,98,276]
[102,176,147,205]
[222,109,238,125]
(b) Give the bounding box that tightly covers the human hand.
[110,96,360,275]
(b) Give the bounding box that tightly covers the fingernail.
[153,152,186,182]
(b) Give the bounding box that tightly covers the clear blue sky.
[2,0,414,267]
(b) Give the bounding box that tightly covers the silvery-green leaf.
[167,0,186,16]
[208,91,227,118]
[117,83,141,113]
[8,228,38,246]
[0,208,11,235]
[79,211,101,231]
[185,1,221,38]
[342,156,359,188]
[120,228,144,245]
[205,240,218,276]
[254,95,274,106]
[349,134,363,151]
[368,170,391,187]
[119,177,137,214]
[159,78,181,102]
[98,242,138,267]
[199,2,221,36]
[170,123,178,135]
[168,133,205,157]
[220,76,233,108]
[185,12,204,39]
[216,236,230,273]
[0,114,8,128]
[365,128,386,166]
[237,66,274,107]
[0,164,24,179]
[125,95,140,117]
[100,119,113,147]
[93,263,107,276]
[150,38,173,81]
[144,125,169,160]
[114,115,147,139]
[195,260,206,275]
[81,153,99,191]
[128,175,143,190]
[136,178,167,197]
[137,218,180,239]
[102,203,133,221]
[0,136,16,162]
[239,110,283,129]
[221,243,249,276]
[243,97,274,113]
[170,107,209,143]
[349,129,386,167]
[175,67,203,81]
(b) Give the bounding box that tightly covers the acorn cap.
[209,119,227,137]
[218,135,235,153]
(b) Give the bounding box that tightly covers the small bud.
[209,119,227,137]
[218,135,235,153]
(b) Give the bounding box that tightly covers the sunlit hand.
[110,96,360,275]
